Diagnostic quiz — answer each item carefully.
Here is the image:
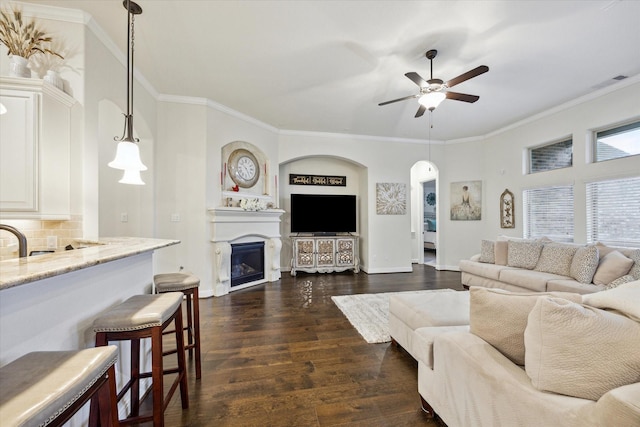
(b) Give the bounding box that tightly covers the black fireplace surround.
[230,242,265,287]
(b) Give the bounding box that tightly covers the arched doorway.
[410,160,438,266]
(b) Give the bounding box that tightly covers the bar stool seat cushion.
[154,273,200,292]
[0,346,118,427]
[93,293,183,332]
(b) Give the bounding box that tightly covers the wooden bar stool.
[154,273,202,379]
[0,346,119,427]
[92,293,188,427]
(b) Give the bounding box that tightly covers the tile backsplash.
[0,216,83,260]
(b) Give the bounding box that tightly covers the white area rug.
[331,289,453,343]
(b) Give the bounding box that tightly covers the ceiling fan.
[379,49,489,118]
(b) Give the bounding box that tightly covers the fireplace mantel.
[209,207,284,296]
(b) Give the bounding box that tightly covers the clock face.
[237,156,257,181]
[228,149,260,188]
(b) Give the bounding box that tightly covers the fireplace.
[231,242,265,287]
[209,207,284,297]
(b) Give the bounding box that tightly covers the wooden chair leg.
[97,365,119,427]
[174,308,190,409]
[151,326,164,427]
[421,396,435,419]
[130,338,140,418]
[192,287,202,379]
[185,293,194,358]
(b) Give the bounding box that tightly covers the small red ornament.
[232,184,239,192]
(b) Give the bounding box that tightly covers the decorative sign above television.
[289,174,346,186]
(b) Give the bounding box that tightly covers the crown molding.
[277,129,444,145]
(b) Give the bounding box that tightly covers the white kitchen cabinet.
[0,77,76,219]
[290,235,359,275]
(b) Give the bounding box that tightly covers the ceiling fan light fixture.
[418,92,446,111]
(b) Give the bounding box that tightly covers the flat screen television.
[290,194,356,234]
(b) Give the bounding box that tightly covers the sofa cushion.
[592,250,634,286]
[570,245,600,284]
[525,297,640,401]
[459,259,513,281]
[469,287,581,365]
[605,274,636,290]
[582,280,640,321]
[546,279,604,294]
[535,243,579,276]
[498,269,565,292]
[479,240,495,263]
[507,240,543,269]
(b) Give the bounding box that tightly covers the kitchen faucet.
[0,224,27,258]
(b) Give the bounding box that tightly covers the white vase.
[9,55,31,78]
[44,70,64,91]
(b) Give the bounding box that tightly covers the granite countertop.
[0,237,180,290]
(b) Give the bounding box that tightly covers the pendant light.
[108,0,147,183]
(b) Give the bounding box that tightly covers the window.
[529,139,572,173]
[594,121,640,162]
[523,185,574,242]
[586,176,640,248]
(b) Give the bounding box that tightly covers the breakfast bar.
[0,237,179,366]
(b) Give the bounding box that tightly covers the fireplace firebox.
[230,242,265,287]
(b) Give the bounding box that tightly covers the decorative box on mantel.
[209,207,285,296]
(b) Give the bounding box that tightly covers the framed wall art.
[376,182,406,215]
[450,180,482,221]
[500,189,515,228]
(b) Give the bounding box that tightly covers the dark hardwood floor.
[155,265,462,426]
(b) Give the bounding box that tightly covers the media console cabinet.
[290,235,359,276]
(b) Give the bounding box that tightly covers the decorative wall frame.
[500,189,515,228]
[376,183,406,215]
[289,174,346,186]
[450,180,482,221]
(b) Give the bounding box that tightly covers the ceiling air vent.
[591,75,628,90]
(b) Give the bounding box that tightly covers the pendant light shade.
[108,139,147,171]
[119,168,145,185]
[109,0,146,184]
[418,92,446,111]
[0,103,6,115]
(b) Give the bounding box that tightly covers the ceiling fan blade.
[445,65,489,88]
[415,105,426,118]
[405,72,428,88]
[378,94,419,106]
[446,91,480,103]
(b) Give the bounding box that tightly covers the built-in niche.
[221,141,272,206]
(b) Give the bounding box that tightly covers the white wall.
[278,132,446,273]
[443,80,640,266]
[279,156,363,271]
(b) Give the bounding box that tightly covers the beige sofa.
[417,284,640,427]
[460,239,640,294]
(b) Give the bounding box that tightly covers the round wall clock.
[228,148,260,188]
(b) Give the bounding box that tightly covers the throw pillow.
[605,275,636,290]
[595,242,616,259]
[495,241,508,266]
[627,249,640,280]
[469,287,582,365]
[582,280,640,321]
[479,240,495,264]
[570,245,599,284]
[524,297,640,401]
[592,250,634,286]
[534,243,579,276]
[507,240,543,269]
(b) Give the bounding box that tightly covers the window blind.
[523,185,574,242]
[586,176,640,248]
